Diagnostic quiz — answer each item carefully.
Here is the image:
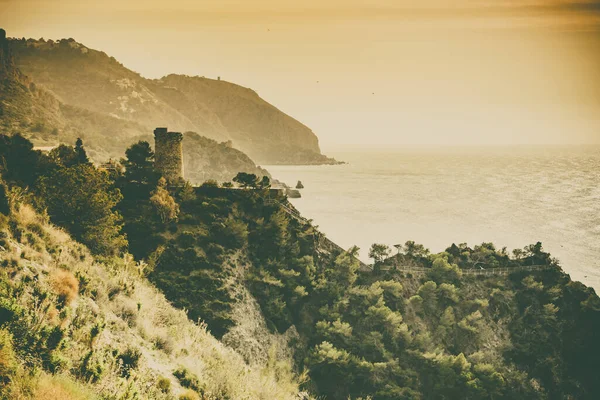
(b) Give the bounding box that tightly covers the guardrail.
[264,197,552,277]
[389,264,551,276]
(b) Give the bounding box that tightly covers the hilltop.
[0,30,270,184]
[8,36,337,165]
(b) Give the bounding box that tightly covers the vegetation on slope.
[116,165,600,398]
[0,141,305,399]
[182,133,269,184]
[2,133,599,399]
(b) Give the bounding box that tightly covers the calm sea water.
[267,147,600,292]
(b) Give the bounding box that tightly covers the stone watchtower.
[154,127,184,181]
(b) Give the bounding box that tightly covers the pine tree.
[75,138,90,164]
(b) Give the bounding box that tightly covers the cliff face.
[155,74,326,164]
[10,37,335,165]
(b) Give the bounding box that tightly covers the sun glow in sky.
[2,0,600,149]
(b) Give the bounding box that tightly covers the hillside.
[0,203,304,399]
[2,134,600,399]
[3,30,600,400]
[0,30,268,184]
[9,36,336,165]
[141,188,600,399]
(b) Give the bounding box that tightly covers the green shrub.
[46,351,71,373]
[0,181,9,216]
[75,271,91,295]
[0,227,9,248]
[90,322,104,343]
[153,334,175,355]
[116,301,138,328]
[176,232,196,249]
[80,351,105,383]
[117,347,142,378]
[26,222,45,238]
[45,325,65,351]
[178,390,200,400]
[0,298,18,326]
[0,328,17,384]
[157,376,171,394]
[173,367,201,392]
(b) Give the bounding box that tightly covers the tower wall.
[154,127,184,181]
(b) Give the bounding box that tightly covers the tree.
[75,138,90,164]
[417,281,438,315]
[213,216,249,249]
[37,164,127,256]
[404,240,430,259]
[0,134,43,187]
[150,177,180,224]
[323,246,360,298]
[512,248,525,261]
[233,172,258,189]
[200,180,219,188]
[122,141,159,185]
[428,253,462,284]
[369,243,391,267]
[524,242,543,257]
[49,144,79,167]
[309,342,354,399]
[0,179,9,215]
[45,139,90,168]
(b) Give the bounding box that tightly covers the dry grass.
[14,203,42,227]
[1,203,306,400]
[6,372,96,400]
[0,329,17,382]
[51,269,79,306]
[33,374,95,400]
[178,389,200,400]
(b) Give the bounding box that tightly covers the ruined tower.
[0,29,14,77]
[154,127,184,181]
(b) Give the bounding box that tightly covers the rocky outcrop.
[285,188,301,198]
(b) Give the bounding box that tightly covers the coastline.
[266,148,600,292]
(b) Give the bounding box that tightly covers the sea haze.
[267,146,600,291]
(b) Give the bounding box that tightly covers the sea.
[266,146,600,292]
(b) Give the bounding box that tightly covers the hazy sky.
[2,0,600,150]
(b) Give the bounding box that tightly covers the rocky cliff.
[9,36,336,165]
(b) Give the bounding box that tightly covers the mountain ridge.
[9,35,337,165]
[0,30,271,184]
